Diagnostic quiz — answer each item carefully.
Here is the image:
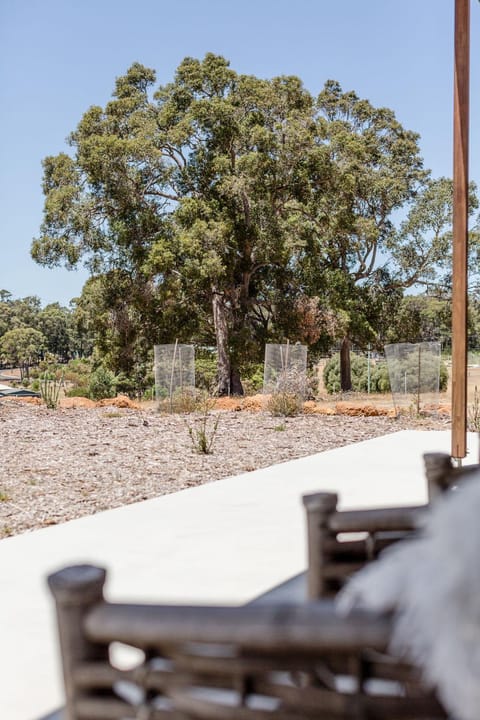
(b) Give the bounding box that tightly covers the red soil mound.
[213,394,265,411]
[59,397,96,409]
[335,401,393,417]
[96,395,141,409]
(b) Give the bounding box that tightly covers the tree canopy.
[31,55,480,391]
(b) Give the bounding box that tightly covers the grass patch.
[267,392,303,417]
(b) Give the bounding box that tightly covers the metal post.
[451,0,470,459]
[367,344,371,394]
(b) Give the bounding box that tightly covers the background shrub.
[240,362,264,395]
[323,353,371,393]
[323,352,448,394]
[65,386,90,398]
[195,353,218,392]
[88,366,117,400]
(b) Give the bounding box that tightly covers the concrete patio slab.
[1,430,477,720]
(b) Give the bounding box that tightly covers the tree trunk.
[212,289,231,396]
[340,337,352,392]
[230,367,244,396]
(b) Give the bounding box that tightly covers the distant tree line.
[28,55,479,392]
[4,287,480,393]
[0,290,92,379]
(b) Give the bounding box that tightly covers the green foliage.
[63,358,92,385]
[30,56,479,391]
[195,353,218,392]
[0,292,86,363]
[391,178,478,295]
[324,352,448,395]
[386,295,452,346]
[324,354,363,394]
[386,350,448,397]
[61,358,93,397]
[38,303,74,359]
[115,364,154,399]
[65,386,90,398]
[0,294,41,334]
[0,326,46,379]
[240,363,264,395]
[142,387,155,401]
[88,366,117,400]
[323,354,394,394]
[371,363,391,393]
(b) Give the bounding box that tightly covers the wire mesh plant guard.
[263,343,308,398]
[154,342,195,411]
[384,342,442,415]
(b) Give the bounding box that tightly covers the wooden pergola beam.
[451,0,470,459]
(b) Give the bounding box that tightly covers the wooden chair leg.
[47,565,108,720]
[423,452,455,500]
[302,492,338,600]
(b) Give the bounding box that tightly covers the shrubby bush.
[306,366,320,399]
[65,386,90,398]
[267,391,303,417]
[386,351,448,394]
[88,366,117,400]
[28,366,41,380]
[195,353,218,392]
[63,358,92,383]
[240,362,264,395]
[371,362,391,393]
[323,352,448,394]
[323,353,374,394]
[194,354,264,395]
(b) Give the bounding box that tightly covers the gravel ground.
[0,399,449,538]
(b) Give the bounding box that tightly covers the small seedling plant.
[185,394,220,454]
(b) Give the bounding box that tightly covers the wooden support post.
[47,565,108,720]
[302,492,338,600]
[451,0,470,459]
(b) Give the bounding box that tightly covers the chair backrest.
[302,492,422,600]
[48,564,446,720]
[302,452,479,600]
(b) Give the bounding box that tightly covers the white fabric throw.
[337,472,480,720]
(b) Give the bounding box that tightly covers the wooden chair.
[302,451,480,600]
[48,564,447,720]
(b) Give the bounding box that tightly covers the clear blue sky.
[1,0,478,307]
